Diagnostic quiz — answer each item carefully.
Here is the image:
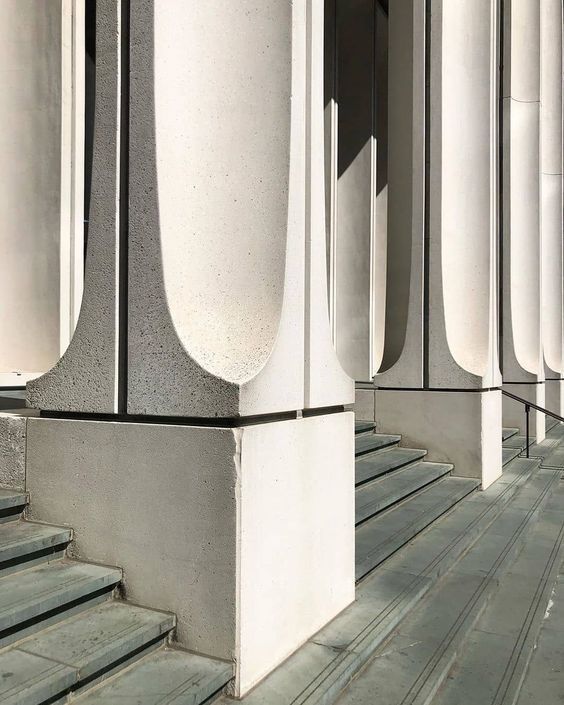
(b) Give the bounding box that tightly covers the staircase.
[354,420,480,580]
[0,491,232,704]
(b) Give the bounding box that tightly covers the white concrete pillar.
[501,0,545,441]
[26,0,354,695]
[540,0,564,424]
[0,1,83,386]
[376,0,502,489]
[325,0,388,382]
[377,0,425,388]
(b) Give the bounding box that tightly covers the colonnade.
[328,0,563,483]
[0,0,562,695]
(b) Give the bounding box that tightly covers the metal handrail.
[501,389,564,459]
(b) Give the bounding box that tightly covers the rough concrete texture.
[0,413,27,490]
[126,0,352,417]
[26,0,122,413]
[25,412,355,696]
[375,389,502,489]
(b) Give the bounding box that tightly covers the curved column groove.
[501,0,545,440]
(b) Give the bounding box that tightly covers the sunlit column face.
[540,0,563,375]
[0,1,62,378]
[441,0,495,379]
[503,0,542,380]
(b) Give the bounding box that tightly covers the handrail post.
[525,403,530,459]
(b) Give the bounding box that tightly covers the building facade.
[0,0,562,701]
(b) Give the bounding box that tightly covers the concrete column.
[501,0,545,441]
[26,0,354,695]
[326,0,388,382]
[377,0,425,389]
[376,0,502,489]
[0,2,70,384]
[540,0,564,425]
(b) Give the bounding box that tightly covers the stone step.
[503,435,530,450]
[540,444,564,469]
[0,521,71,575]
[355,477,480,581]
[337,468,560,705]
[74,648,233,705]
[355,433,400,459]
[0,488,28,520]
[502,447,521,466]
[355,448,427,486]
[215,452,538,705]
[355,462,452,525]
[502,427,519,441]
[0,559,121,649]
[355,420,375,435]
[435,482,564,705]
[516,568,564,704]
[0,600,175,705]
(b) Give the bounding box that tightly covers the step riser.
[0,509,25,525]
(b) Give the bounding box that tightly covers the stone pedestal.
[375,389,502,490]
[25,411,355,696]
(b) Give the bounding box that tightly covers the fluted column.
[501,0,545,441]
[376,0,502,488]
[0,1,79,386]
[540,0,564,424]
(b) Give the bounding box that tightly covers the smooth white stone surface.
[375,389,502,489]
[26,412,354,696]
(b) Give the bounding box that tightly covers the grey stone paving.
[336,468,560,705]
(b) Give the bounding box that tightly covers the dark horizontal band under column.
[39,405,347,428]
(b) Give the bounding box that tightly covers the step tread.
[355,448,427,486]
[355,420,375,435]
[338,470,560,705]
[0,489,28,512]
[502,447,521,466]
[355,477,480,581]
[0,601,175,705]
[0,560,121,635]
[503,435,530,450]
[355,434,401,458]
[355,462,452,525]
[502,427,519,441]
[0,521,71,564]
[434,483,564,705]
[75,648,233,705]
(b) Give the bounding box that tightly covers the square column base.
[25,412,355,696]
[374,389,502,489]
[502,383,546,442]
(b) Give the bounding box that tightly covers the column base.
[25,412,355,696]
[374,389,502,489]
[502,383,546,442]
